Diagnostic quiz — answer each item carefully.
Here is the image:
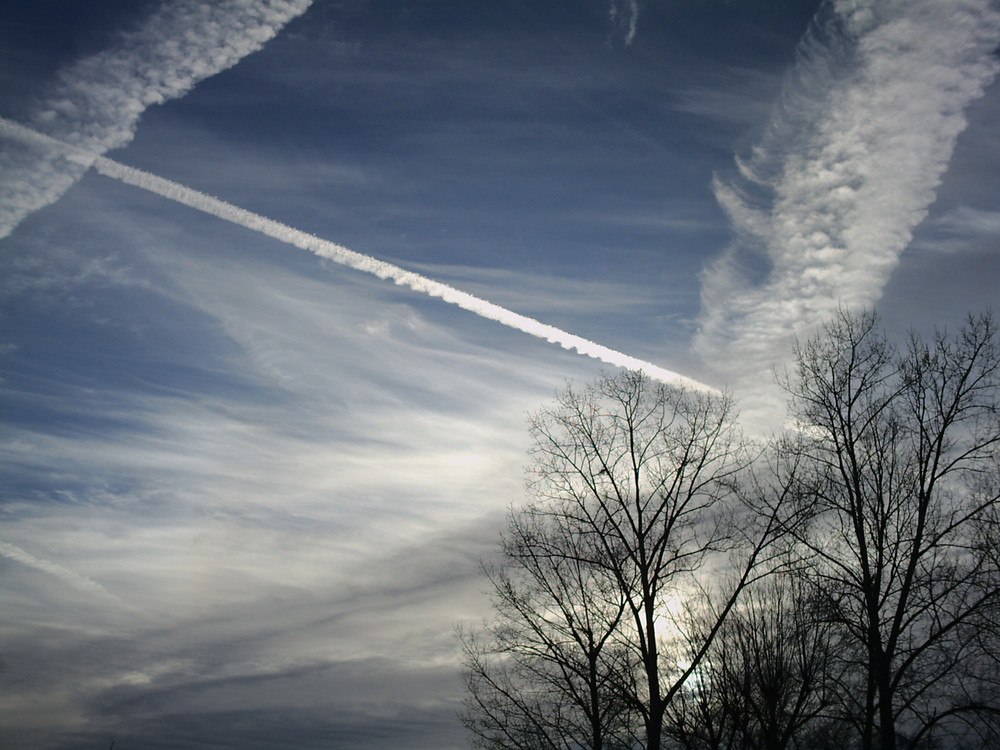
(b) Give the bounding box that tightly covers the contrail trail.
[0,539,143,614]
[696,0,1000,426]
[0,0,313,240]
[0,117,716,393]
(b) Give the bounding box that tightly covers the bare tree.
[663,574,853,750]
[460,508,637,750]
[463,371,786,750]
[775,310,1000,750]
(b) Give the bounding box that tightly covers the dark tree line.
[461,310,1000,750]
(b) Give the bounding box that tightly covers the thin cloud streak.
[696,0,1000,421]
[0,117,715,393]
[609,0,640,47]
[0,0,312,239]
[0,539,140,612]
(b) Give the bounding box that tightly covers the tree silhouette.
[462,311,1000,750]
[775,310,1000,750]
[463,371,784,750]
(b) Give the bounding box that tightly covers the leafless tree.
[773,309,1000,750]
[463,371,786,750]
[662,574,854,750]
[460,508,637,750]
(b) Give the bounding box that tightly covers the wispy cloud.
[0,0,312,239]
[608,0,640,48]
[931,206,1000,238]
[695,0,1000,423]
[904,206,1000,255]
[0,237,544,747]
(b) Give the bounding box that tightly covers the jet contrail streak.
[0,0,313,240]
[695,0,1000,427]
[0,539,143,613]
[0,117,715,392]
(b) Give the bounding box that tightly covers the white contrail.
[0,0,313,240]
[0,117,715,393]
[696,0,1000,425]
[0,539,140,612]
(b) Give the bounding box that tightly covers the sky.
[1,1,998,748]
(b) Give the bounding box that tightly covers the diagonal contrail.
[0,0,313,240]
[1,117,717,393]
[696,0,1000,420]
[0,539,144,614]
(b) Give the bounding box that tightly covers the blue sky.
[1,1,999,748]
